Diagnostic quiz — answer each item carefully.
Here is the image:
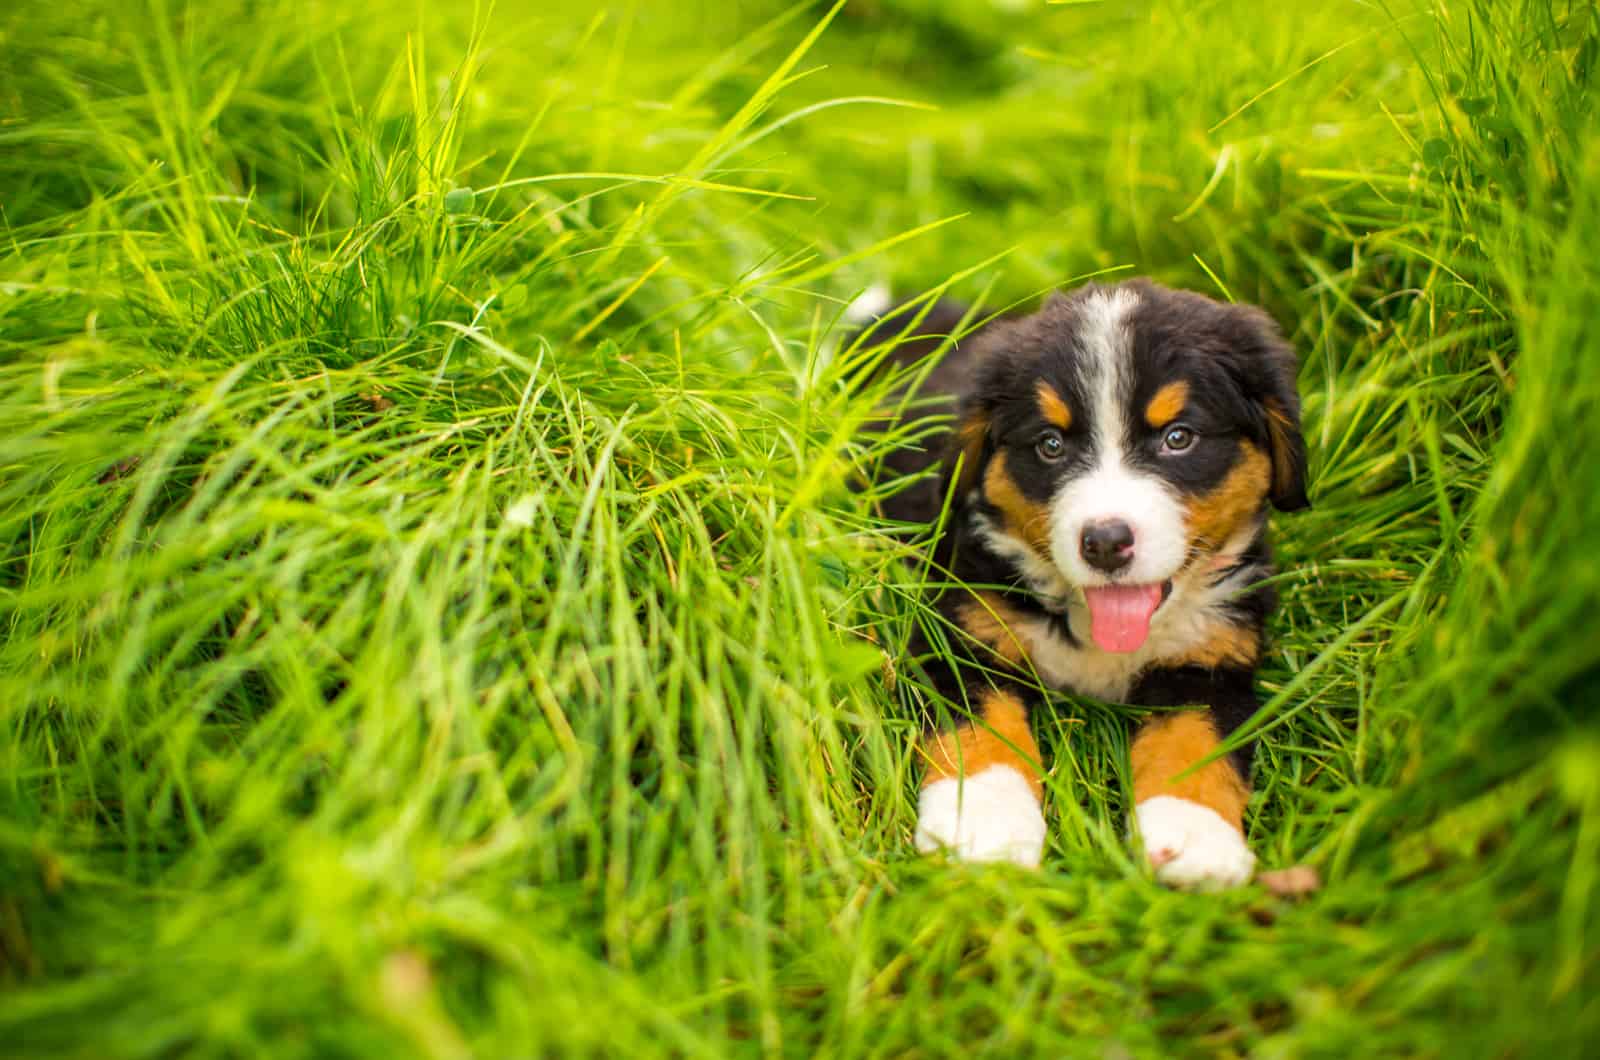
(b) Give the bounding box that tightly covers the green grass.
[2,0,1597,1055]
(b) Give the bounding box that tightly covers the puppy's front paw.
[1133,795,1255,891]
[916,766,1045,867]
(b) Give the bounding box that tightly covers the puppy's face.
[957,280,1307,653]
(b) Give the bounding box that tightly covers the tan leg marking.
[923,690,1042,801]
[1131,712,1248,832]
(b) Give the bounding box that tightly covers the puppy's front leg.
[1128,669,1260,890]
[916,687,1046,867]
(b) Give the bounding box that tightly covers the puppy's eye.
[1161,425,1197,453]
[1035,430,1066,462]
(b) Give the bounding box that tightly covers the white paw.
[916,766,1045,867]
[1133,795,1256,891]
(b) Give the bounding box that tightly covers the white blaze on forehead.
[1079,285,1140,457]
[1046,285,1189,589]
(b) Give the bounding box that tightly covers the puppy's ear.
[1228,305,1309,511]
[951,405,993,497]
[1263,393,1309,512]
[947,329,1015,500]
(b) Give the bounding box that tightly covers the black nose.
[1080,519,1135,573]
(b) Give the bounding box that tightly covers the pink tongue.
[1082,584,1164,653]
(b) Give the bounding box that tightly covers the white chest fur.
[1007,563,1259,702]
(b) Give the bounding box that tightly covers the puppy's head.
[953,279,1307,653]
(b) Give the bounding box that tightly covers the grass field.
[3,0,1598,1055]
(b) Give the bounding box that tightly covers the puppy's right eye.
[1035,430,1066,462]
[1161,425,1197,453]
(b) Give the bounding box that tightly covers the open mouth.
[1081,580,1174,654]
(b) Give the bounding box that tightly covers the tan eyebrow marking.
[1035,382,1072,430]
[1144,381,1190,428]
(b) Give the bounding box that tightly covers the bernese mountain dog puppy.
[860,278,1308,890]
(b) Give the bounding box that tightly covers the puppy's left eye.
[1035,430,1066,462]
[1161,425,1197,453]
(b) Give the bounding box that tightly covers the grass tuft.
[2,0,1597,1055]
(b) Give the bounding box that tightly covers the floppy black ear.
[945,322,1021,500]
[1227,304,1309,511]
[949,356,1009,499]
[950,405,992,497]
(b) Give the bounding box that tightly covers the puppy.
[860,279,1308,889]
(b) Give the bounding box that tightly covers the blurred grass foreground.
[2,0,1599,1056]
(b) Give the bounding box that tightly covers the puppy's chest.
[1007,616,1145,702]
[1006,604,1230,703]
